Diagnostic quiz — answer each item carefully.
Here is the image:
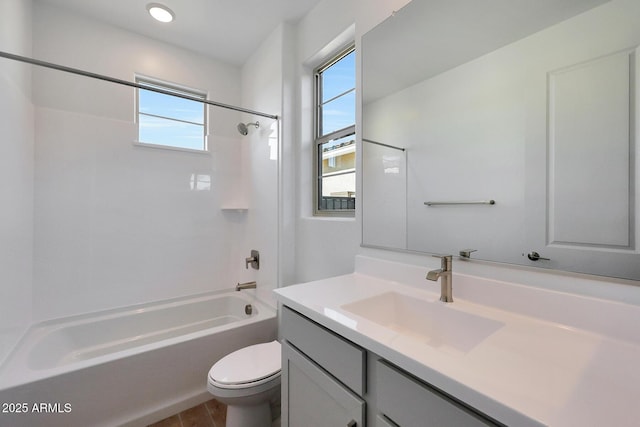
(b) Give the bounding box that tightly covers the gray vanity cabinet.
[281,307,365,427]
[375,415,398,427]
[280,306,501,427]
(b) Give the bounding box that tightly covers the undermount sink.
[341,292,503,353]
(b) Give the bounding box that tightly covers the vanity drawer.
[281,306,365,395]
[375,360,500,427]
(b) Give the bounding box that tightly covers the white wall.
[277,0,413,284]
[285,0,413,284]
[0,0,34,364]
[291,0,359,283]
[31,2,250,320]
[239,24,286,304]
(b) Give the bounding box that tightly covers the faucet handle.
[245,249,260,269]
[432,254,452,270]
[459,249,477,258]
[527,251,550,261]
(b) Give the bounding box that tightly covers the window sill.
[133,141,211,155]
[307,214,356,222]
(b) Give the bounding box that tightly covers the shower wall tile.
[30,2,255,321]
[0,0,34,364]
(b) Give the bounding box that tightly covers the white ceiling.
[37,0,322,66]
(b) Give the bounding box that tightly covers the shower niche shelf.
[221,206,248,212]
[221,196,248,212]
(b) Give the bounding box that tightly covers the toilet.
[207,340,281,427]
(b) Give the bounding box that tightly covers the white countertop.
[274,266,640,427]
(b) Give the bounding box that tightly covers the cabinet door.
[282,342,365,427]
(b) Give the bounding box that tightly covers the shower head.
[237,121,260,136]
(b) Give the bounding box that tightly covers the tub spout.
[236,281,257,291]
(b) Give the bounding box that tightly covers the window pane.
[314,46,356,214]
[320,90,356,136]
[139,114,205,150]
[320,173,356,210]
[322,50,355,102]
[319,134,355,210]
[139,88,205,124]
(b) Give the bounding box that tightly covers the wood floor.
[147,399,226,427]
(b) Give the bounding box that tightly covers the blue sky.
[137,49,355,151]
[138,87,206,150]
[321,50,356,137]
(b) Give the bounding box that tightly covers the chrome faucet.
[426,255,453,303]
[236,281,257,291]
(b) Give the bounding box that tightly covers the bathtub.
[0,290,277,427]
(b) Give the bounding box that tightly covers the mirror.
[362,0,640,281]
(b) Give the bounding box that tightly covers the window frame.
[313,45,356,217]
[135,75,209,153]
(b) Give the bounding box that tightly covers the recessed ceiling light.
[147,3,174,23]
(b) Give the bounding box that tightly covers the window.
[314,46,356,215]
[136,77,208,151]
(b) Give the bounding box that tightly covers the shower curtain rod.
[363,138,405,151]
[0,50,279,120]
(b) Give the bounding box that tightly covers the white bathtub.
[0,290,277,427]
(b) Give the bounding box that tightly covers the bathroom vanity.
[280,306,500,427]
[274,256,640,427]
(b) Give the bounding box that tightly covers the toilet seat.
[208,340,281,390]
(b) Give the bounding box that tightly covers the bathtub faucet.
[236,281,257,291]
[245,250,260,270]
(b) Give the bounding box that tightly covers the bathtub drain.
[244,304,253,315]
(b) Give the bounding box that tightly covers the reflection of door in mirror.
[361,0,640,280]
[526,48,638,280]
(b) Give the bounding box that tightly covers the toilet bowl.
[207,340,281,427]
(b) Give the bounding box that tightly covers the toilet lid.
[209,340,281,386]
